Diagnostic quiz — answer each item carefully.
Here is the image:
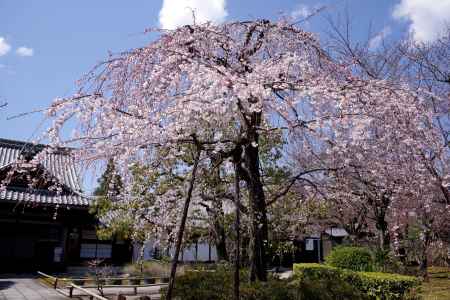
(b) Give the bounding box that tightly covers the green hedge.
[326,246,374,271]
[353,272,421,300]
[293,263,341,279]
[294,263,420,300]
[161,264,419,300]
[161,267,296,300]
[162,266,366,300]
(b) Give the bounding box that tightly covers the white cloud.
[159,0,228,30]
[368,26,392,50]
[393,0,450,43]
[0,37,11,56]
[291,4,311,20]
[16,46,34,57]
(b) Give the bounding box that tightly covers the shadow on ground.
[0,281,14,291]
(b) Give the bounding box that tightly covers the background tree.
[322,13,450,270]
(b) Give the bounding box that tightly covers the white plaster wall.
[133,240,218,262]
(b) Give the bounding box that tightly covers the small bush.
[294,263,420,300]
[373,249,406,274]
[326,246,374,272]
[123,260,173,278]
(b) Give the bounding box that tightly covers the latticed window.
[80,243,112,258]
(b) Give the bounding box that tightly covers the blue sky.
[2,0,449,141]
[1,0,449,189]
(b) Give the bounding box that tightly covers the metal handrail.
[37,271,59,289]
[62,276,169,282]
[38,270,168,298]
[69,283,109,300]
[38,271,168,283]
[37,271,57,279]
[73,283,168,296]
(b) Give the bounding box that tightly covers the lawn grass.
[420,267,450,300]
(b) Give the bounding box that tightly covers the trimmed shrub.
[240,279,298,300]
[162,267,297,300]
[350,272,420,300]
[293,263,342,280]
[162,266,365,300]
[163,267,231,300]
[162,264,419,300]
[326,246,374,272]
[291,267,368,300]
[294,263,420,300]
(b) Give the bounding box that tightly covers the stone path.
[0,276,68,300]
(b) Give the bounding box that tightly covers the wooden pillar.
[61,226,69,266]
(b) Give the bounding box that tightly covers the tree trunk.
[380,225,390,253]
[420,228,432,281]
[165,146,201,300]
[375,212,390,253]
[419,251,429,281]
[201,196,228,261]
[242,134,268,282]
[211,204,229,261]
[210,157,229,261]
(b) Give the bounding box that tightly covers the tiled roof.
[0,187,90,206]
[0,138,82,192]
[0,138,90,207]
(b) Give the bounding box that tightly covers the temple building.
[0,138,131,273]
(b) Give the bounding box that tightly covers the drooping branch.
[267,167,336,206]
